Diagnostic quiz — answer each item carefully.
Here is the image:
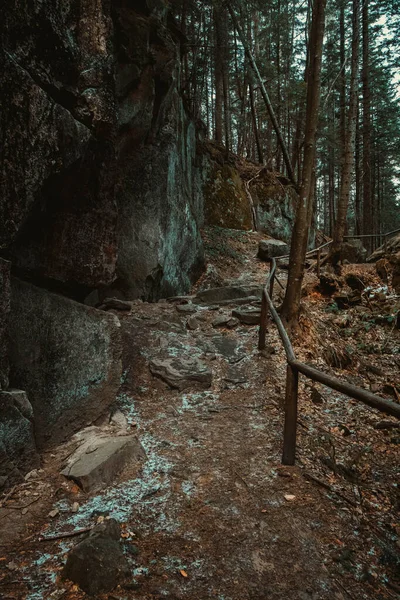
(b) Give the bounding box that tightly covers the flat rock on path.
[194,285,262,305]
[232,306,262,325]
[149,357,212,391]
[61,433,145,492]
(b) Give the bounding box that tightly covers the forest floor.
[0,226,399,600]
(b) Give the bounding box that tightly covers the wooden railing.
[344,227,400,253]
[258,258,400,466]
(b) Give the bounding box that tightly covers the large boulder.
[0,390,39,487]
[8,279,122,449]
[257,238,289,261]
[203,162,253,231]
[340,239,368,263]
[250,173,297,243]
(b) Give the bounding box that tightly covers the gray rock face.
[150,357,212,391]
[0,258,10,390]
[8,279,122,449]
[0,390,39,487]
[195,285,262,305]
[250,177,297,243]
[62,519,130,596]
[1,3,204,296]
[257,239,289,261]
[62,434,145,492]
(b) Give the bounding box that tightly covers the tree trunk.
[362,0,372,251]
[331,0,360,253]
[214,4,224,145]
[281,0,327,329]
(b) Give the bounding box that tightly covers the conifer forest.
[0,1,399,599]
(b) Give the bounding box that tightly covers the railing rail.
[259,257,400,465]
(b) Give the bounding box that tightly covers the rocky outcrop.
[203,161,253,230]
[0,3,206,464]
[1,2,204,299]
[200,144,296,241]
[8,279,122,449]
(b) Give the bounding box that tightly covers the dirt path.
[0,229,399,600]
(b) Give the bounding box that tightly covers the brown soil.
[0,227,399,600]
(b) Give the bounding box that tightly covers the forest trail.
[1,228,399,600]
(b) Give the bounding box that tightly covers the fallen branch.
[39,526,93,542]
[303,471,358,507]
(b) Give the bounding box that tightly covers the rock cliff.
[0,1,298,483]
[0,1,205,479]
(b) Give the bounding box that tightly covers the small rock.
[110,409,128,430]
[48,508,59,518]
[227,317,239,328]
[284,494,296,502]
[62,519,129,596]
[186,316,199,330]
[71,502,80,513]
[6,561,18,571]
[176,303,197,314]
[224,366,248,385]
[212,315,230,328]
[310,388,324,405]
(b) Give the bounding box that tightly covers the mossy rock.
[203,164,252,231]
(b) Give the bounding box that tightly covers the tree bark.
[331,0,360,253]
[280,0,327,328]
[362,0,372,251]
[214,4,224,144]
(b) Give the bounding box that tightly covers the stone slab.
[257,239,289,261]
[232,306,262,325]
[195,285,262,305]
[149,357,212,391]
[62,434,145,492]
[8,278,122,449]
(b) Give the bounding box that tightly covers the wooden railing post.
[258,290,267,351]
[317,248,321,277]
[269,266,275,298]
[282,365,299,465]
